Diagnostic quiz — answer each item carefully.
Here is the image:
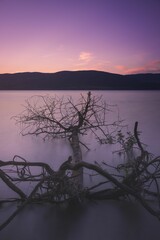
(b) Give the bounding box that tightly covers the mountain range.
[0,70,160,90]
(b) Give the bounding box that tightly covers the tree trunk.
[70,129,83,187]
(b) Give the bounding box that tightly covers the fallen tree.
[0,122,160,231]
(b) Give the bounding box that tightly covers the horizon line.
[0,69,160,76]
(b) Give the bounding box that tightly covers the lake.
[0,90,160,239]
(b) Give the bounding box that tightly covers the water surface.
[0,90,160,239]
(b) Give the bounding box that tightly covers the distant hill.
[0,70,160,90]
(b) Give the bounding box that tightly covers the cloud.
[79,51,93,62]
[74,53,112,72]
[115,65,128,73]
[115,60,160,74]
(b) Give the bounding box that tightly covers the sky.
[0,0,160,75]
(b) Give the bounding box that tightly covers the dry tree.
[0,92,160,231]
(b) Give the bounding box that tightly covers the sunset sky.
[0,0,160,74]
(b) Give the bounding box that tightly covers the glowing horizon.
[0,0,160,75]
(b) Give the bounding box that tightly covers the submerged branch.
[0,169,26,199]
[0,150,160,232]
[1,121,160,230]
[0,155,55,176]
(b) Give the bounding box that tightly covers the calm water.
[1,90,160,160]
[0,90,160,239]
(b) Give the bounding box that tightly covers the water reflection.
[0,201,160,240]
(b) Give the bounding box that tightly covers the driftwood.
[0,122,160,231]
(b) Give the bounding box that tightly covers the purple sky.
[0,0,160,74]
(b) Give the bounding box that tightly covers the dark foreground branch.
[0,169,26,199]
[0,176,48,231]
[61,161,160,220]
[1,151,160,231]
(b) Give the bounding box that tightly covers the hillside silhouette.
[0,70,159,90]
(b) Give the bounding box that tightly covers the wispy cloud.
[115,60,160,74]
[74,52,112,72]
[79,51,93,62]
[115,65,129,74]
